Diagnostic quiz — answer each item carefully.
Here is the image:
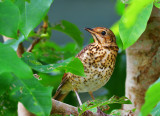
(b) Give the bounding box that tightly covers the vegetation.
[0,0,160,115]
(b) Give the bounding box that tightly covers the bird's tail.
[53,89,69,101]
[53,73,70,101]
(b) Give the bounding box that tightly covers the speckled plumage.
[54,27,119,101]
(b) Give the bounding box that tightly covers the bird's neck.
[92,42,119,52]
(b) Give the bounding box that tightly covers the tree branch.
[51,99,78,115]
[18,99,102,116]
[123,6,160,115]
[27,38,40,52]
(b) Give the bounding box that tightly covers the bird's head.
[85,27,117,47]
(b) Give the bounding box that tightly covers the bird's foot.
[82,110,93,116]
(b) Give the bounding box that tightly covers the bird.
[53,27,119,114]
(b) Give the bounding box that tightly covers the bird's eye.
[101,31,106,35]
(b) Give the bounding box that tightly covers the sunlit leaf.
[79,96,131,115]
[119,2,153,49]
[115,0,125,16]
[0,0,19,38]
[52,20,84,48]
[110,21,123,49]
[121,0,131,4]
[140,78,160,116]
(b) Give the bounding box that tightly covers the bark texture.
[123,7,160,114]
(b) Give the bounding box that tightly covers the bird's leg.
[89,91,95,100]
[89,92,107,116]
[73,89,82,106]
[74,89,93,115]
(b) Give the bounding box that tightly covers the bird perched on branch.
[53,27,119,115]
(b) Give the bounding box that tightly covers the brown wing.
[57,73,68,91]
[54,43,93,100]
[58,44,92,89]
[53,73,69,101]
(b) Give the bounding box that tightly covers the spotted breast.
[66,43,118,92]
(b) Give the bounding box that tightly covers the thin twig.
[27,17,48,52]
[27,38,40,52]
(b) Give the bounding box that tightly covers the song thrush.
[53,27,119,112]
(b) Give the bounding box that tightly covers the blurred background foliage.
[0,0,159,115]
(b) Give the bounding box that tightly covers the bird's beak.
[85,28,95,34]
[85,28,99,43]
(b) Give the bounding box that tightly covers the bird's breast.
[69,44,118,92]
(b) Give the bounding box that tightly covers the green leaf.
[115,0,125,16]
[22,52,72,73]
[151,102,160,116]
[32,41,77,64]
[22,52,85,77]
[119,1,153,49]
[14,0,53,37]
[0,72,13,95]
[0,43,53,116]
[52,20,84,48]
[0,0,19,38]
[79,96,131,115]
[0,91,17,116]
[110,21,123,49]
[140,78,160,116]
[0,43,32,78]
[66,58,86,77]
[4,34,25,51]
[38,73,63,87]
[154,0,160,8]
[32,41,63,64]
[11,75,53,116]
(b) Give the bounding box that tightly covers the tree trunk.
[123,7,160,115]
